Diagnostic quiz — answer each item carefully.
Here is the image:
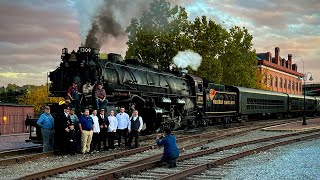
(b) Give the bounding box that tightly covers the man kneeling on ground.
[156,128,180,168]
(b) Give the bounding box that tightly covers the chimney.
[294,64,297,71]
[267,52,271,62]
[288,54,292,69]
[282,58,285,67]
[275,47,280,65]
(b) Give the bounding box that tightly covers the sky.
[0,0,319,87]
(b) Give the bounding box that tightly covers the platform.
[262,118,320,131]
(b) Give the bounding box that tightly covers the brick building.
[256,47,304,95]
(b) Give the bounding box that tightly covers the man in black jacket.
[55,105,70,153]
[97,108,108,150]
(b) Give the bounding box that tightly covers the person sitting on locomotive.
[67,82,81,112]
[82,81,93,108]
[94,83,108,110]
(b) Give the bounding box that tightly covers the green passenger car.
[229,86,288,120]
[288,94,316,116]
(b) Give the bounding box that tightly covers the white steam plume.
[173,50,202,70]
[71,0,104,45]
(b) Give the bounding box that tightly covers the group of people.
[67,81,108,112]
[36,80,180,168]
[37,106,144,155]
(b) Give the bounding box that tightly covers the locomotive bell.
[181,69,188,77]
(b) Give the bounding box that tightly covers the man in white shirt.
[128,110,143,148]
[90,110,100,152]
[116,106,129,147]
[107,110,118,149]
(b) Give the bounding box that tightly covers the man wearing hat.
[98,108,108,150]
[37,106,54,152]
[67,122,77,155]
[56,104,71,153]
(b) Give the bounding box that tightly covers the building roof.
[0,103,34,107]
[257,60,303,77]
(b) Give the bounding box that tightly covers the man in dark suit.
[97,108,109,150]
[54,105,70,154]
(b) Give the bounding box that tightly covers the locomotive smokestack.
[173,50,202,71]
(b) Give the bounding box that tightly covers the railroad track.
[101,129,320,180]
[0,146,42,158]
[15,118,300,180]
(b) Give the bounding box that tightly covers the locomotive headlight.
[80,60,85,67]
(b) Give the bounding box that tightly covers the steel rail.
[159,132,320,180]
[0,151,55,166]
[0,146,42,158]
[92,129,320,180]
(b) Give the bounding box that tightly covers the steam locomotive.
[26,47,320,142]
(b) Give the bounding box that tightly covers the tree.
[220,26,257,88]
[126,0,259,87]
[187,16,228,82]
[18,84,63,113]
[125,0,191,69]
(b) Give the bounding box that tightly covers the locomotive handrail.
[113,88,196,98]
[104,61,187,80]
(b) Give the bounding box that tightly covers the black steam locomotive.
[26,47,320,142]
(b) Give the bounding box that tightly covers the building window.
[263,75,267,84]
[280,78,283,88]
[275,77,278,87]
[268,75,272,86]
[284,79,287,89]
[288,80,291,90]
[292,82,294,90]
[296,82,298,91]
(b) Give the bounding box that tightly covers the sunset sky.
[0,0,319,87]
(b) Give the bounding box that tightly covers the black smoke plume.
[82,0,149,49]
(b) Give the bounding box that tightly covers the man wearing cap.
[98,108,109,150]
[69,108,80,152]
[57,105,71,153]
[37,106,54,152]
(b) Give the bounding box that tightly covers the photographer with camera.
[156,128,180,168]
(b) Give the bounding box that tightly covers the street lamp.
[301,72,313,125]
[297,59,314,125]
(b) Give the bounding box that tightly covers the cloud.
[0,0,319,87]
